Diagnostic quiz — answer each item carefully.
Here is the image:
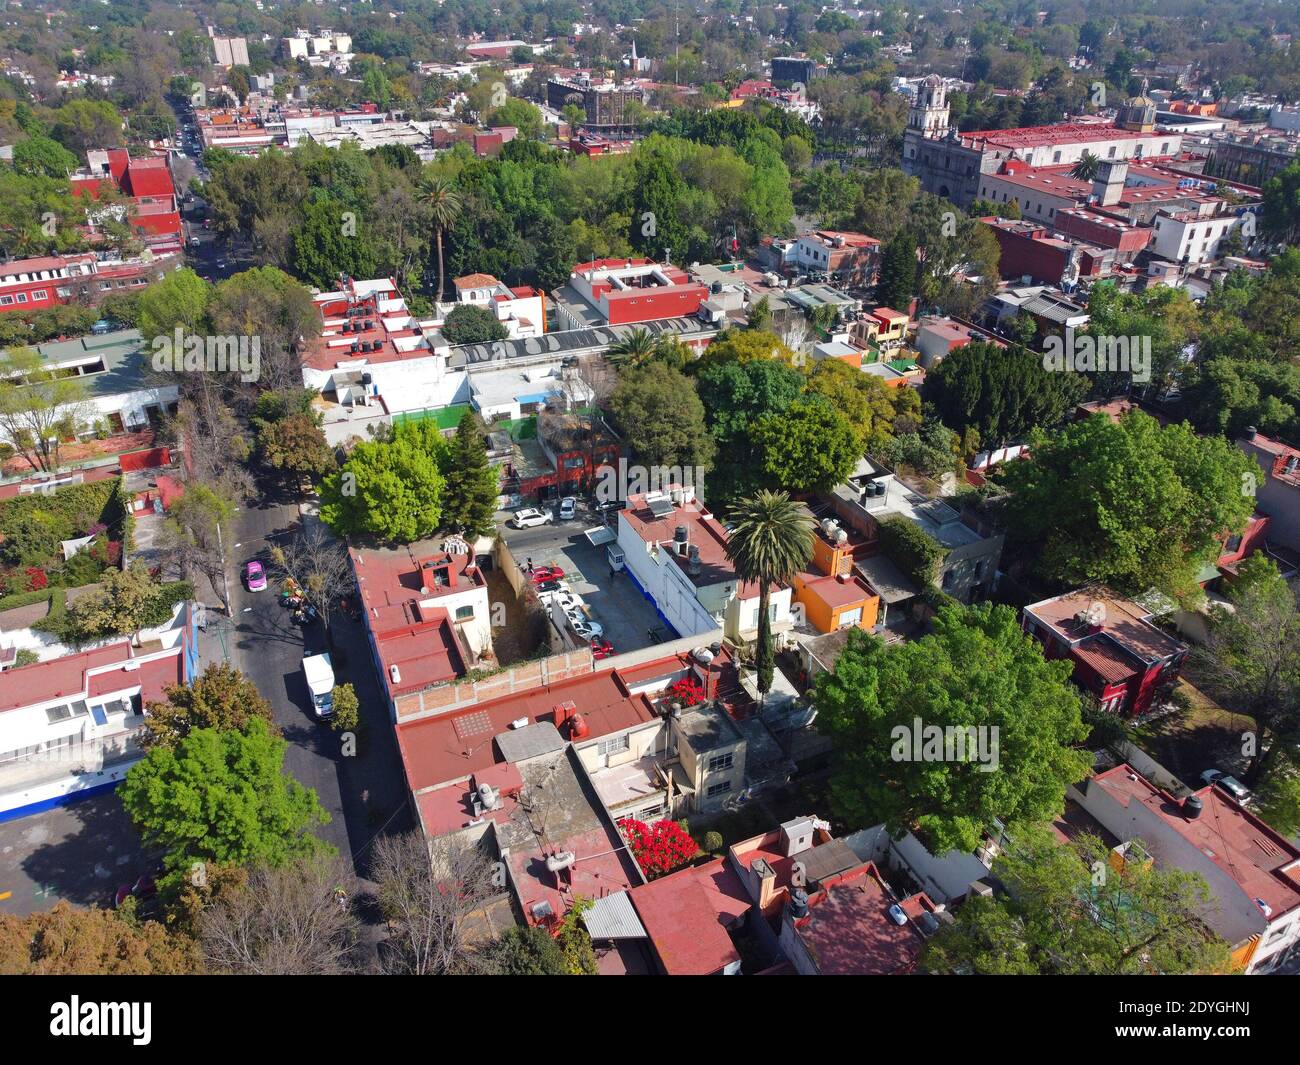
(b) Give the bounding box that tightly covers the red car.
[530,565,565,585]
[590,636,615,660]
[114,873,157,909]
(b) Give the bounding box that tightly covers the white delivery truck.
[302,653,335,718]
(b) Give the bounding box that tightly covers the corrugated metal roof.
[583,890,646,940]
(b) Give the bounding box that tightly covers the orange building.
[792,515,879,633]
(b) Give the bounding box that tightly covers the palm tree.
[606,327,657,364]
[425,177,463,302]
[724,490,814,697]
[1069,151,1102,182]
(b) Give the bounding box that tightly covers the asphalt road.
[214,482,414,882]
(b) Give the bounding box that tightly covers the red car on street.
[590,636,615,660]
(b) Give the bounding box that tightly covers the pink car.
[243,560,267,591]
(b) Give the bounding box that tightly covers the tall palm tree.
[606,327,657,364]
[1069,151,1102,182]
[426,177,463,302]
[724,490,814,697]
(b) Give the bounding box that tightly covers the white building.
[0,329,179,446]
[1070,763,1300,975]
[0,611,195,819]
[449,273,545,340]
[617,486,794,644]
[1149,208,1243,264]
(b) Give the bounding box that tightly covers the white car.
[539,589,580,612]
[558,496,577,520]
[571,617,604,640]
[1200,769,1252,803]
[511,507,554,529]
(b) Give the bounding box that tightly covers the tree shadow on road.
[18,796,153,911]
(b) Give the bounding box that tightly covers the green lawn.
[392,403,474,431]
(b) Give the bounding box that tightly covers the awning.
[583,890,647,940]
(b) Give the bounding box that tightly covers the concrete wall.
[1068,776,1265,952]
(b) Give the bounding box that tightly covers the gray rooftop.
[3,329,156,398]
[448,316,717,368]
[855,553,920,604]
[493,721,566,765]
[675,702,744,753]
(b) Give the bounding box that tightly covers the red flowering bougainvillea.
[667,676,706,707]
[23,567,48,591]
[619,817,700,879]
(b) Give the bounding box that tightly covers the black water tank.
[1184,795,1204,819]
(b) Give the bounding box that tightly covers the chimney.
[753,858,778,911]
[1092,160,1128,208]
[1243,425,1257,440]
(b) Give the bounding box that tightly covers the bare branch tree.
[268,521,352,632]
[198,855,365,975]
[370,831,506,975]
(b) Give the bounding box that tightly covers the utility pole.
[214,519,234,616]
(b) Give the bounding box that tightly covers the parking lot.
[499,499,674,657]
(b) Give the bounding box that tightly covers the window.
[707,781,732,799]
[0,296,12,306]
[707,753,733,772]
[46,704,72,724]
[454,604,475,621]
[838,606,863,628]
[30,290,46,301]
[14,292,26,303]
[596,735,629,757]
[1052,150,1061,163]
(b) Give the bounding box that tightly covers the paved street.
[212,483,414,882]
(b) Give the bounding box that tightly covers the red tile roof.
[630,859,747,974]
[795,863,929,975]
[620,493,769,597]
[0,642,182,713]
[1093,765,1300,921]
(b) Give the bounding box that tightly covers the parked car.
[512,507,553,529]
[590,636,615,660]
[592,497,628,514]
[534,579,566,596]
[530,565,566,584]
[1200,769,1252,803]
[114,873,157,910]
[558,496,577,520]
[569,614,604,640]
[540,589,581,612]
[243,560,267,591]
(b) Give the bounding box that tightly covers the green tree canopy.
[1002,411,1258,596]
[817,605,1092,853]
[750,397,862,494]
[441,303,509,345]
[320,421,446,543]
[923,340,1087,445]
[143,662,278,751]
[923,822,1232,975]
[608,361,716,473]
[440,411,501,537]
[119,718,331,893]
